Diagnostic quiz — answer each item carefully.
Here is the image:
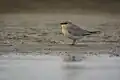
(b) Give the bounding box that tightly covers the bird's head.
[60,21,72,28]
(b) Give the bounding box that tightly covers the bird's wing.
[67,24,89,36]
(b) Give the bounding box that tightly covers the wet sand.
[0,13,120,56]
[0,13,120,80]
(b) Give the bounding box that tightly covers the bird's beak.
[60,22,64,25]
[60,23,64,28]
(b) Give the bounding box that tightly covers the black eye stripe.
[60,22,68,24]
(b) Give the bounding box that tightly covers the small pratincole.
[60,21,100,45]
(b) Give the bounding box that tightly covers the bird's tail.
[89,31,101,34]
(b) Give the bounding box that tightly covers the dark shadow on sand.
[68,44,89,47]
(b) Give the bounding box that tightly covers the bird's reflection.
[62,63,84,80]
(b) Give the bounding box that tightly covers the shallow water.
[0,54,120,80]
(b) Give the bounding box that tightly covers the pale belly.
[62,29,83,40]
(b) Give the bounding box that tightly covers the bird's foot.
[69,43,75,46]
[71,43,75,45]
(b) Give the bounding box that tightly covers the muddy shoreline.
[0,13,120,56]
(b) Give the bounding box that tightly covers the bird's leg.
[71,39,76,45]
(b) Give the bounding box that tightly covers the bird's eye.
[64,22,68,24]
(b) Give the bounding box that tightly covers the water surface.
[0,54,120,80]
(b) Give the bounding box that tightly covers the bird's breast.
[62,28,69,36]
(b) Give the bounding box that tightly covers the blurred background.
[0,0,120,14]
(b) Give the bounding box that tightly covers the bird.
[60,21,100,45]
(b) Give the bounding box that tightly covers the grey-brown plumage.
[60,21,100,45]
